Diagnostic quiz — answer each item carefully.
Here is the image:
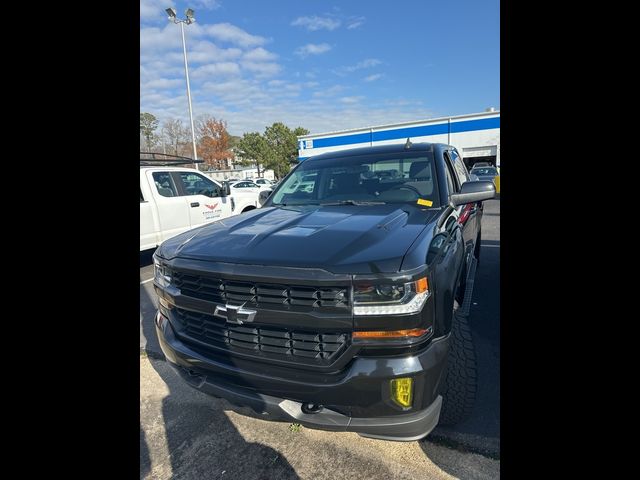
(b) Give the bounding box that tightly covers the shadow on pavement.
[140,424,151,479]
[419,441,499,479]
[140,285,300,480]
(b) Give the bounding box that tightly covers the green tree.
[140,113,159,151]
[235,123,309,179]
[235,132,271,177]
[263,123,309,179]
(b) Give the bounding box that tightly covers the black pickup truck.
[153,142,495,441]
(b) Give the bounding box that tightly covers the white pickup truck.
[140,155,263,251]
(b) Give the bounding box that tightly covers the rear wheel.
[439,299,477,425]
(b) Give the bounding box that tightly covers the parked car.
[471,161,492,168]
[254,178,275,188]
[469,166,499,183]
[153,142,495,441]
[229,180,262,193]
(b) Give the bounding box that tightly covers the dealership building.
[297,109,500,169]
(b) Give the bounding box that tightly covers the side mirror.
[450,181,495,206]
[220,183,231,197]
[259,189,272,205]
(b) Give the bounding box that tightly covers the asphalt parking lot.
[140,199,500,478]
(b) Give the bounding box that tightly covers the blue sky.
[140,0,499,136]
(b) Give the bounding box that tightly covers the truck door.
[451,148,479,258]
[444,151,477,266]
[146,170,192,243]
[140,185,159,250]
[173,171,232,228]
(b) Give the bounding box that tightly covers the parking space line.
[140,278,154,285]
[481,244,500,248]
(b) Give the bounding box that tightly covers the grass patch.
[289,423,302,433]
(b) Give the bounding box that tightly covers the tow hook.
[301,403,324,414]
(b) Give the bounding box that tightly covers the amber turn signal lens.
[415,277,428,293]
[353,328,429,339]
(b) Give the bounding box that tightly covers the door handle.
[190,202,200,207]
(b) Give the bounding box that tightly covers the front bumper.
[156,312,448,441]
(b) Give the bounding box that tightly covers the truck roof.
[301,142,445,162]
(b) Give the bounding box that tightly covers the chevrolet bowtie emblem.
[213,303,257,325]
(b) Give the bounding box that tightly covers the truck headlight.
[353,277,430,316]
[153,256,172,288]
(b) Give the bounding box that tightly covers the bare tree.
[161,118,190,156]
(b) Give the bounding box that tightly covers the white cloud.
[241,61,281,77]
[294,43,332,58]
[332,58,382,76]
[340,96,364,104]
[191,0,221,9]
[312,85,346,97]
[143,78,184,89]
[346,58,381,72]
[347,17,365,29]
[141,0,175,23]
[364,74,382,82]
[188,42,243,62]
[140,25,182,51]
[243,47,278,62]
[191,62,242,79]
[204,23,266,47]
[291,16,341,31]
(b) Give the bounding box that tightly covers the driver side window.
[444,159,458,195]
[178,172,220,198]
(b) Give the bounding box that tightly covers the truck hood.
[158,204,440,274]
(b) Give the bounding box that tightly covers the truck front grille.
[173,308,349,365]
[171,270,350,312]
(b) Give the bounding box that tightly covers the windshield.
[270,151,440,207]
[470,167,497,176]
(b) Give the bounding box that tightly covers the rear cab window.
[152,172,179,197]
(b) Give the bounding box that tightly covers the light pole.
[166,7,198,169]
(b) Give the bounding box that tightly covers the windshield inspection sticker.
[417,199,433,207]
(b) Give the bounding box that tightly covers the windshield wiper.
[320,200,386,206]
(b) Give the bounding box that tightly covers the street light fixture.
[167,7,198,169]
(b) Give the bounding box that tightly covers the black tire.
[439,300,477,425]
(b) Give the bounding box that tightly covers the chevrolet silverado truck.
[153,142,496,441]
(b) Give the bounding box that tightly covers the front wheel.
[439,300,477,425]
